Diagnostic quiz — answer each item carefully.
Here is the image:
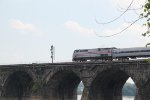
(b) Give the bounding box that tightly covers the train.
[72,47,150,61]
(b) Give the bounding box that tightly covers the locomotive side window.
[75,50,79,53]
[80,50,88,52]
[119,51,139,53]
[117,50,150,54]
[141,50,150,52]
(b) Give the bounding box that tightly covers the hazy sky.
[0,0,147,64]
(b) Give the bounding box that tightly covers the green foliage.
[122,83,136,96]
[141,0,150,37]
[144,58,150,63]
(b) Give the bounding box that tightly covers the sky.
[0,0,146,84]
[0,0,147,65]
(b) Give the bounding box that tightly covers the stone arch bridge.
[0,61,150,100]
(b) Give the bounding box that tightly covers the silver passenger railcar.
[112,47,150,60]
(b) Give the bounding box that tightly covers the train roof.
[74,47,150,52]
[74,47,116,51]
[114,47,150,51]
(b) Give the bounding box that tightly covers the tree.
[122,83,136,96]
[141,0,150,37]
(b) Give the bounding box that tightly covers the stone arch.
[2,71,34,99]
[89,68,135,100]
[44,67,82,83]
[120,68,138,87]
[3,69,36,86]
[45,68,81,100]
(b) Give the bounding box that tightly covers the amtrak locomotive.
[72,47,150,61]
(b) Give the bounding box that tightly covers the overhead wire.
[95,17,143,37]
[95,0,135,24]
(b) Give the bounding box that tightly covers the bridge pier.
[44,70,81,100]
[47,88,78,100]
[88,69,129,100]
[81,87,90,100]
[135,86,150,100]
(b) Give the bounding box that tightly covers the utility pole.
[50,45,55,63]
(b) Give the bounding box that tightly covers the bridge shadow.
[141,79,150,99]
[2,71,33,100]
[89,69,136,100]
[45,70,81,100]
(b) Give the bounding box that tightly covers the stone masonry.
[0,61,150,100]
